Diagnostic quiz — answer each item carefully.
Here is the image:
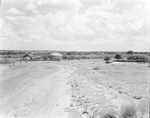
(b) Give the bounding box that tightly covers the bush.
[104,114,116,118]
[93,66,100,70]
[120,104,137,118]
[126,51,134,55]
[104,57,111,63]
[42,55,48,61]
[127,55,148,62]
[62,55,68,60]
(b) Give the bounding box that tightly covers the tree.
[115,54,121,60]
[126,51,134,55]
[104,57,111,63]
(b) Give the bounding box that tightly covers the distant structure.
[21,54,32,63]
[22,54,32,60]
[49,53,62,61]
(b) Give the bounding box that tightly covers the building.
[49,53,62,61]
[22,54,32,61]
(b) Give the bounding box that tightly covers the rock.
[133,96,142,99]
[82,111,88,114]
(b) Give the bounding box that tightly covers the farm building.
[22,54,32,61]
[49,53,62,61]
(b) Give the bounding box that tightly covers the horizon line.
[0,49,149,53]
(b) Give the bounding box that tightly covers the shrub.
[104,57,111,63]
[126,51,134,55]
[93,66,100,70]
[120,104,137,118]
[62,55,68,60]
[127,55,148,62]
[104,114,116,118]
[101,108,117,118]
[42,55,48,61]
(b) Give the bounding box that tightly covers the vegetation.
[93,66,100,70]
[0,50,149,63]
[115,54,122,60]
[41,55,48,61]
[0,58,16,65]
[120,104,137,118]
[127,55,148,62]
[104,114,116,118]
[104,57,111,63]
[126,51,134,55]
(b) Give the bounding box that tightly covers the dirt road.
[0,61,149,118]
[0,62,74,118]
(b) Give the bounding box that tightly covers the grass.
[0,58,17,65]
[137,100,149,117]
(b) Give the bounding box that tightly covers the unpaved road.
[0,62,74,118]
[0,60,149,118]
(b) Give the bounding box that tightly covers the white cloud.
[6,7,23,16]
[25,0,82,15]
[0,0,149,51]
[44,12,66,28]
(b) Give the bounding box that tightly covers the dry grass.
[120,103,137,118]
[0,58,17,65]
[137,100,149,118]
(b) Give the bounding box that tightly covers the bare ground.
[0,60,149,118]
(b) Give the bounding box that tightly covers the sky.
[0,0,149,51]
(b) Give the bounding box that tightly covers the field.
[0,58,149,118]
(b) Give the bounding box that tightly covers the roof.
[50,53,62,57]
[22,54,32,59]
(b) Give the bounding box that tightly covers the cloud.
[115,0,146,12]
[44,12,66,28]
[6,7,23,16]
[25,0,82,15]
[0,0,149,51]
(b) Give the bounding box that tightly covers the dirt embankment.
[67,60,149,118]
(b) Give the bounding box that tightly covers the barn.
[49,53,62,61]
